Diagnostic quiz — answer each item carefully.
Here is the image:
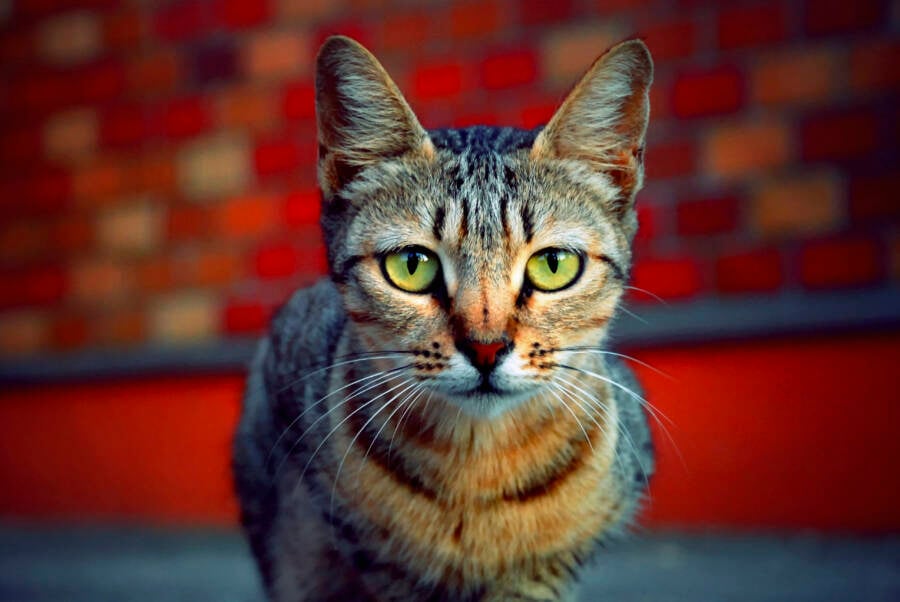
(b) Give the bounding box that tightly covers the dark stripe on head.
[521,202,535,243]
[432,204,445,241]
[332,254,365,284]
[593,253,625,282]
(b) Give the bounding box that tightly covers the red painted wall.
[2,331,898,531]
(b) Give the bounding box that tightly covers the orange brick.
[540,24,623,86]
[217,85,277,129]
[149,292,219,343]
[0,310,49,357]
[137,257,177,292]
[243,31,310,81]
[381,10,430,52]
[190,248,243,286]
[95,307,145,346]
[851,40,900,92]
[134,152,177,196]
[217,194,278,239]
[752,173,843,238]
[704,120,791,178]
[129,50,181,96]
[752,48,839,106]
[43,108,98,162]
[97,198,165,255]
[73,157,129,205]
[279,0,339,21]
[176,133,252,202]
[71,258,132,306]
[37,11,102,65]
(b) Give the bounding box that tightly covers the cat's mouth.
[473,376,503,395]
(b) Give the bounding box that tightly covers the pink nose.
[469,341,506,369]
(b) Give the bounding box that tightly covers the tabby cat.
[233,35,655,602]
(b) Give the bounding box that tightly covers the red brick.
[103,10,143,51]
[672,65,744,118]
[454,109,500,128]
[154,1,209,41]
[78,60,126,105]
[284,190,321,227]
[129,50,181,96]
[799,236,883,289]
[518,0,574,25]
[645,140,696,179]
[0,28,33,66]
[222,300,271,334]
[381,11,430,51]
[752,48,838,106]
[480,48,538,90]
[629,255,704,301]
[718,3,787,50]
[413,61,465,100]
[451,1,501,38]
[519,101,557,129]
[254,243,299,278]
[314,20,374,50]
[135,152,177,196]
[849,172,900,221]
[217,0,271,30]
[137,257,176,293]
[96,308,145,346]
[677,195,740,236]
[804,0,885,35]
[0,166,72,214]
[715,248,784,294]
[0,220,48,263]
[254,137,302,178]
[0,265,67,309]
[0,124,44,166]
[167,205,210,242]
[49,216,92,254]
[99,104,148,149]
[593,0,653,12]
[51,313,89,350]
[801,108,880,162]
[641,19,696,61]
[161,96,212,140]
[851,40,900,93]
[190,248,243,286]
[72,157,128,205]
[283,81,316,121]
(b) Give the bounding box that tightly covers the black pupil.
[406,252,420,275]
[546,251,559,273]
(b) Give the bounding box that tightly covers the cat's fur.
[233,36,655,602]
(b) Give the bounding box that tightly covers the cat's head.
[316,36,652,417]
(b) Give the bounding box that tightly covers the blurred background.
[0,0,898,600]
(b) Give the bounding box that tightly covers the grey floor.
[0,524,898,601]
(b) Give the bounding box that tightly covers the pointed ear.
[315,36,433,198]
[532,39,653,224]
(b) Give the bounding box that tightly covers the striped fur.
[234,36,654,601]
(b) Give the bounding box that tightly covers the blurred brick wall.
[0,0,897,357]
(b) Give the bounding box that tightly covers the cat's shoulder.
[267,278,346,360]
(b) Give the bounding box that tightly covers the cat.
[233,35,655,602]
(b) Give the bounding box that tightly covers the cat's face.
[316,37,652,416]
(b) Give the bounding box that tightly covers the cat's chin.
[439,386,541,419]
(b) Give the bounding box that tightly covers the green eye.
[382,247,440,293]
[525,249,582,292]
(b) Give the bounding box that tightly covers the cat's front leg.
[481,577,577,602]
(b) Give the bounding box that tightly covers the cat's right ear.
[315,36,434,198]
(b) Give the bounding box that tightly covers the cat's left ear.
[532,39,653,229]
[315,36,434,198]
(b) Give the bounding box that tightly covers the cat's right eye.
[381,247,440,293]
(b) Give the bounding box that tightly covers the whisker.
[388,385,430,459]
[276,353,411,395]
[617,305,649,324]
[557,347,673,380]
[624,285,668,305]
[329,380,421,535]
[556,363,683,469]
[554,375,650,491]
[272,369,411,482]
[266,365,411,474]
[545,386,594,452]
[356,383,425,484]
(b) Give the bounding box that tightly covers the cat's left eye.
[382,247,440,293]
[525,248,583,292]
